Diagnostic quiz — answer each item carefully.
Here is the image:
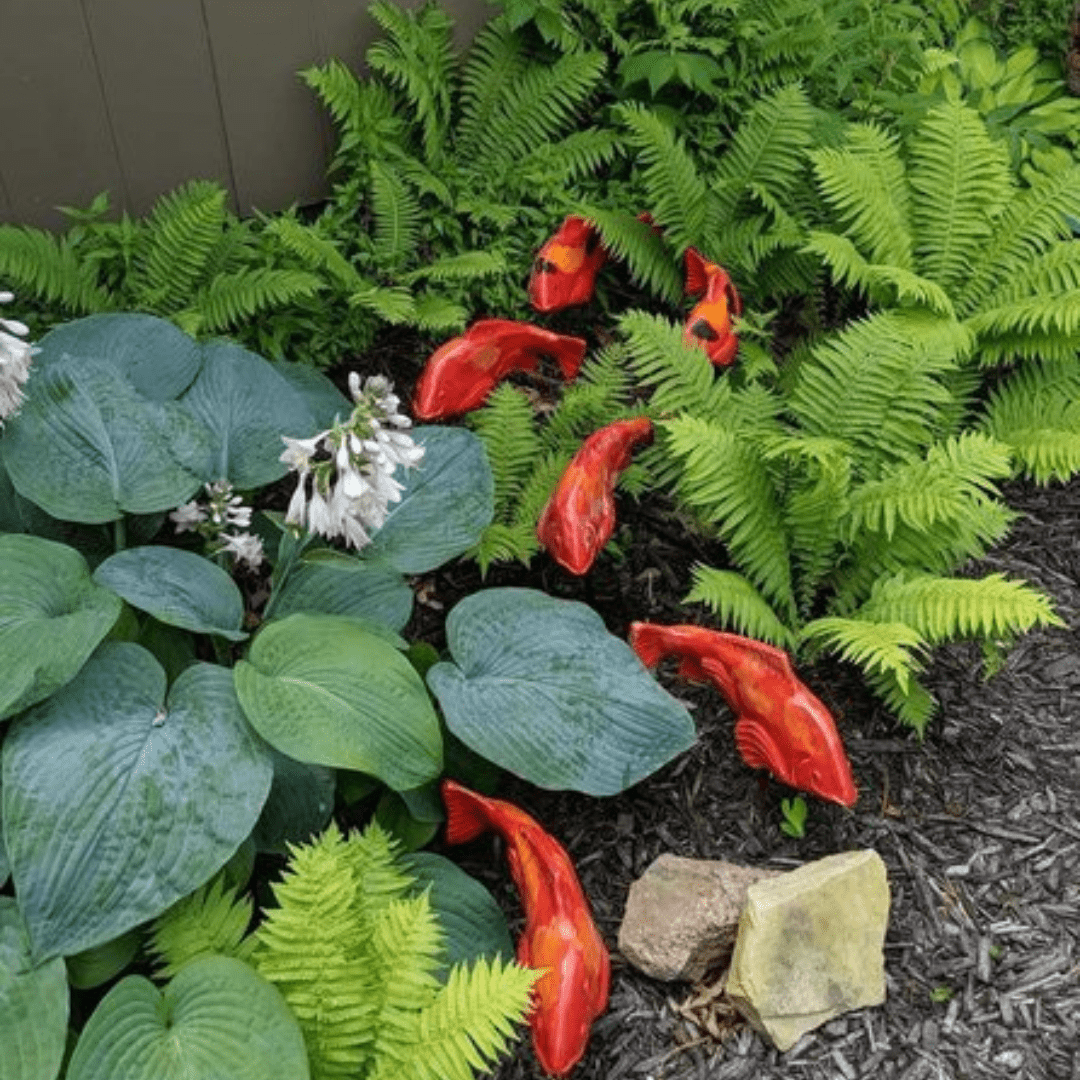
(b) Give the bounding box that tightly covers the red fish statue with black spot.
[536,417,654,575]
[628,623,858,807]
[528,215,608,312]
[441,778,610,1078]
[412,318,587,420]
[682,247,742,367]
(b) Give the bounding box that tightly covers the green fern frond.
[979,357,1080,482]
[855,571,1063,644]
[809,123,913,269]
[147,873,255,980]
[981,241,1080,308]
[466,50,607,179]
[684,565,796,648]
[370,161,421,267]
[367,0,456,163]
[864,666,937,735]
[617,310,730,418]
[845,432,1013,540]
[468,384,541,512]
[0,224,110,311]
[350,284,417,324]
[187,267,323,334]
[964,289,1080,342]
[368,894,443,1024]
[663,415,795,620]
[401,251,506,284]
[470,521,539,576]
[908,99,1012,292]
[577,206,681,303]
[303,61,403,159]
[787,311,961,467]
[379,956,536,1080]
[615,103,707,251]
[455,21,529,163]
[540,349,633,452]
[411,293,469,332]
[128,180,228,310]
[957,163,1080,314]
[799,617,925,694]
[265,216,364,289]
[518,129,623,185]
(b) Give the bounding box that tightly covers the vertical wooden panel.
[202,1,330,215]
[81,0,234,216]
[0,0,125,228]
[0,172,14,225]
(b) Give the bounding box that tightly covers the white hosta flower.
[216,532,265,570]
[0,290,33,422]
[169,500,208,533]
[279,373,423,550]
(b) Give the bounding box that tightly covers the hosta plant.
[0,310,698,1073]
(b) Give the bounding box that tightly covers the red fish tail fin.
[554,335,588,381]
[441,779,494,845]
[684,248,711,298]
[628,622,668,669]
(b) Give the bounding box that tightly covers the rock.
[724,849,889,1051]
[618,854,782,982]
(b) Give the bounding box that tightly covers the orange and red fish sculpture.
[682,247,742,367]
[528,215,609,313]
[628,623,858,807]
[412,319,587,420]
[441,778,610,1078]
[536,417,654,576]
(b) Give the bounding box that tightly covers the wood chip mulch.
[415,474,1080,1080]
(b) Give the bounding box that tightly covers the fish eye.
[690,318,719,341]
[536,259,557,274]
[584,232,601,255]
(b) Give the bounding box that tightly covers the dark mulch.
[409,469,1080,1079]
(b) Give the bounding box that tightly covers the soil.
[339,323,1080,1080]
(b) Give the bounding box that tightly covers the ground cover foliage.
[1,0,1079,1077]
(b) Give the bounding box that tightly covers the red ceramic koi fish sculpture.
[413,319,587,420]
[528,215,609,313]
[628,623,858,807]
[441,778,610,1078]
[682,247,742,367]
[536,417,654,575]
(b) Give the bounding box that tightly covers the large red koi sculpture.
[682,247,742,367]
[412,319,587,420]
[528,215,609,313]
[536,417,654,575]
[441,778,610,1078]
[629,624,858,807]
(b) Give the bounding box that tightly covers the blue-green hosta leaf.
[2,644,273,959]
[234,613,442,790]
[177,340,318,489]
[365,426,495,573]
[427,588,697,795]
[0,780,7,887]
[0,535,122,721]
[65,929,141,990]
[402,851,514,977]
[93,546,246,641]
[33,313,202,402]
[269,548,413,631]
[0,356,211,523]
[0,899,69,1080]
[270,359,351,429]
[66,956,309,1080]
[251,749,336,855]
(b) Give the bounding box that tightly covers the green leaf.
[0,356,210,523]
[177,341,317,489]
[427,588,697,795]
[270,359,352,429]
[375,789,440,851]
[93,546,246,641]
[33,313,202,402]
[0,535,122,721]
[619,51,678,95]
[0,898,69,1080]
[234,614,442,790]
[402,852,515,976]
[3,644,273,959]
[251,749,335,855]
[65,929,141,990]
[365,426,495,574]
[269,549,413,631]
[66,956,309,1080]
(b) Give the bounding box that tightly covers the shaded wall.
[0,0,491,228]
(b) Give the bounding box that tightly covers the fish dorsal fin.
[716,634,798,686]
[734,716,786,781]
[684,247,712,298]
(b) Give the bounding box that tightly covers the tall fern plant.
[616,304,1062,734]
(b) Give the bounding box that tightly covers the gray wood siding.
[0,0,489,229]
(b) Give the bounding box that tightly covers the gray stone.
[724,849,890,1051]
[618,854,782,982]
